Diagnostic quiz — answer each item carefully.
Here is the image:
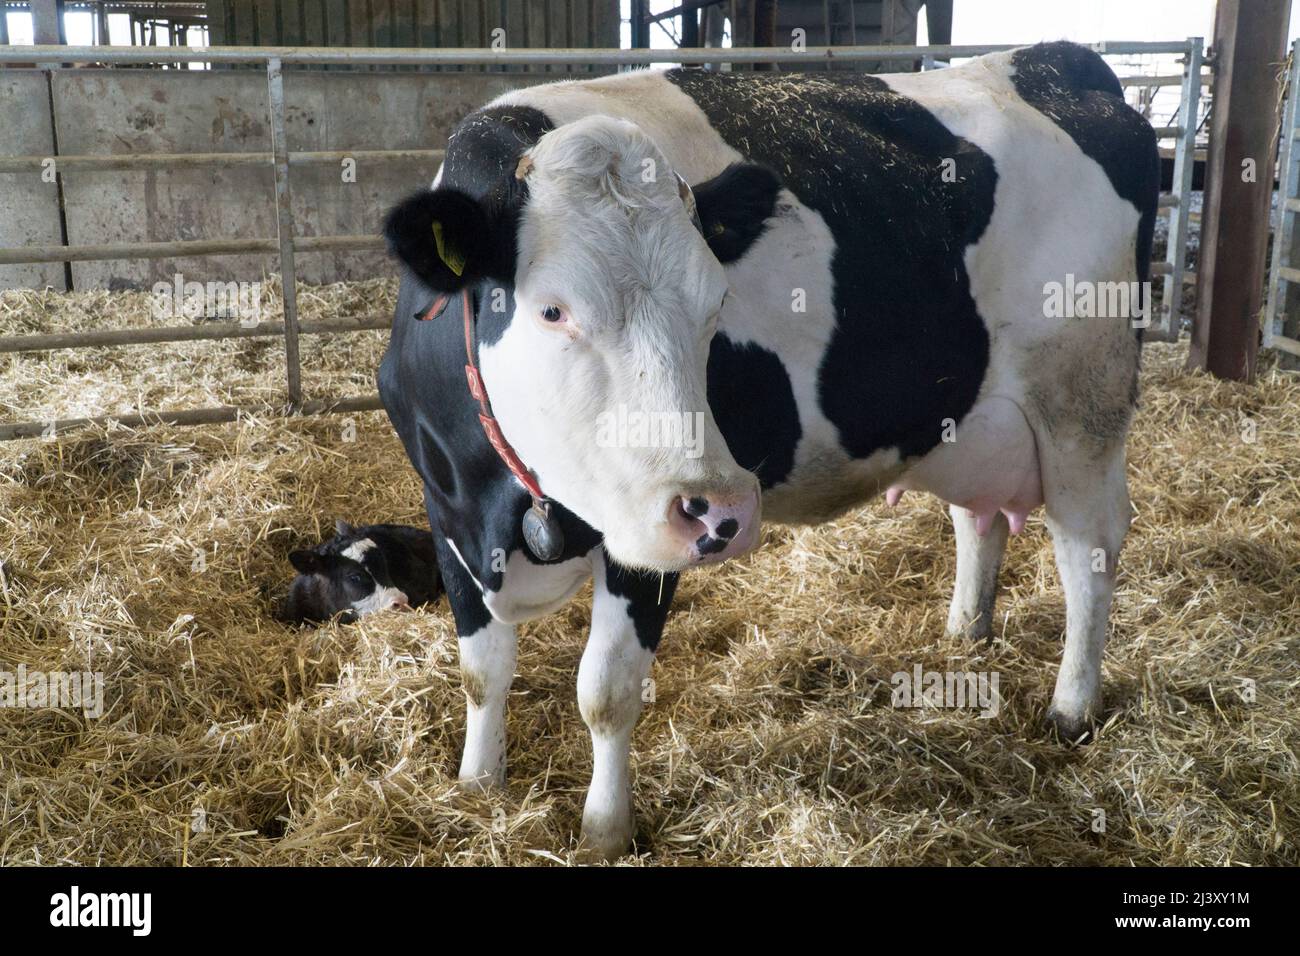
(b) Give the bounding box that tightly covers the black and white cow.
[378,42,1157,859]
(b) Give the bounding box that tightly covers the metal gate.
[0,38,1208,440]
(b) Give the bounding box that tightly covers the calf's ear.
[288,549,321,575]
[691,163,782,265]
[383,188,501,291]
[334,518,353,537]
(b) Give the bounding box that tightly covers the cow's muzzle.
[667,488,761,564]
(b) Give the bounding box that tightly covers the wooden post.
[1187,0,1290,381]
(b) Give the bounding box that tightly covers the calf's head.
[281,522,411,624]
[386,115,769,572]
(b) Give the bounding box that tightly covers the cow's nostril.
[670,496,707,534]
[684,496,710,518]
[715,518,739,540]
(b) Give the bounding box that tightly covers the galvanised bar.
[0,41,1195,67]
[0,314,392,354]
[0,234,383,264]
[0,148,446,172]
[0,394,386,441]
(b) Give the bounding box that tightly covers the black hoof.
[1046,706,1095,744]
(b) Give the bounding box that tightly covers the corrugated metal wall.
[207,1,621,57]
[774,0,925,71]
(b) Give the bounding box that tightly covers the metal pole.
[266,56,303,411]
[681,4,700,47]
[822,0,832,71]
[753,0,778,70]
[1263,39,1300,351]
[1156,36,1202,342]
[631,1,650,49]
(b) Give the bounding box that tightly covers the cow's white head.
[386,115,770,572]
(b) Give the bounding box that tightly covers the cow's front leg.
[577,549,677,861]
[433,535,517,790]
[458,619,517,789]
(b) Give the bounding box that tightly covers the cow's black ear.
[692,163,783,264]
[383,188,498,292]
[334,518,353,538]
[288,549,321,575]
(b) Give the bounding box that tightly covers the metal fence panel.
[0,39,1206,439]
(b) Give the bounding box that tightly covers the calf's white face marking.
[341,538,377,562]
[478,116,759,572]
[339,537,408,615]
[351,583,409,616]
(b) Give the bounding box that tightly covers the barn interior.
[1,1,1297,866]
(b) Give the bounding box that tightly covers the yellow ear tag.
[431,220,466,277]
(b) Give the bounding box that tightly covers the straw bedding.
[1,277,1297,865]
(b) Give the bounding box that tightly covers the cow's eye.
[541,305,563,323]
[347,572,369,588]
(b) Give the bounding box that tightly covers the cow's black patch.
[668,67,997,463]
[706,333,800,488]
[384,105,553,344]
[1010,42,1160,339]
[692,162,783,263]
[602,551,679,652]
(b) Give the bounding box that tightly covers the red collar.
[418,289,546,502]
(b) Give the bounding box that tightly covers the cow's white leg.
[1041,445,1131,740]
[577,550,676,860]
[458,620,517,789]
[947,504,1009,640]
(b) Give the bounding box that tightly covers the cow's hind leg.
[947,504,1010,641]
[1040,441,1131,741]
[578,549,677,861]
